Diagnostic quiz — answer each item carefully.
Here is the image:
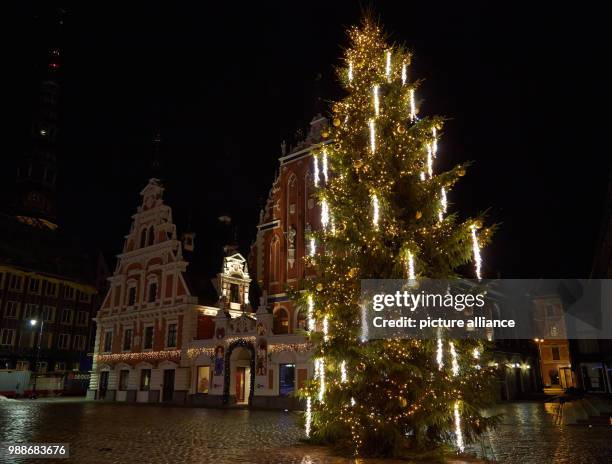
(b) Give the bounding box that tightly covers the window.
[230,283,240,303]
[23,303,39,320]
[127,286,136,306]
[42,306,55,322]
[28,278,41,294]
[73,335,86,351]
[103,331,113,352]
[55,362,66,372]
[279,364,295,397]
[140,369,151,391]
[148,282,158,303]
[8,274,23,291]
[78,291,91,303]
[119,370,129,391]
[15,361,29,371]
[41,332,52,349]
[60,309,73,325]
[1,328,16,346]
[64,286,75,300]
[551,347,561,361]
[4,301,20,319]
[273,308,289,334]
[269,236,280,282]
[140,228,147,248]
[76,311,88,326]
[18,331,34,348]
[196,366,210,394]
[123,329,133,351]
[72,362,80,371]
[0,272,4,289]
[147,226,155,246]
[143,326,154,350]
[58,333,70,349]
[297,309,307,330]
[45,281,58,297]
[167,323,177,348]
[36,361,48,373]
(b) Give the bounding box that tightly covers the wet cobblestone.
[0,400,611,463]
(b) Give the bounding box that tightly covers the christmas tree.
[299,18,498,457]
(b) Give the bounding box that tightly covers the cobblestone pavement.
[0,399,611,464]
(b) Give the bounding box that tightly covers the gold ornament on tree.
[316,283,324,292]
[333,118,341,127]
[396,123,405,134]
[415,211,422,220]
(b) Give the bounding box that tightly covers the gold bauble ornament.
[321,130,329,139]
[316,283,324,292]
[333,118,341,127]
[399,397,408,407]
[334,143,341,151]
[458,168,466,177]
[348,267,359,278]
[415,211,422,220]
[353,159,363,170]
[356,362,365,372]
[474,219,483,229]
[397,123,405,134]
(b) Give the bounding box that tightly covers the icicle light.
[323,316,329,342]
[369,118,376,153]
[322,148,329,183]
[454,401,465,452]
[372,194,380,229]
[420,172,426,181]
[373,85,380,116]
[406,250,415,281]
[427,144,433,178]
[449,341,459,377]
[305,396,312,437]
[385,50,392,81]
[348,61,353,82]
[318,358,326,402]
[409,88,416,121]
[432,127,438,157]
[401,62,407,85]
[340,360,347,383]
[439,187,447,222]
[307,295,315,332]
[471,225,482,281]
[309,237,316,257]
[321,200,329,229]
[313,155,320,187]
[360,302,369,342]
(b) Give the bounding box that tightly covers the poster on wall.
[214,345,224,376]
[256,340,267,376]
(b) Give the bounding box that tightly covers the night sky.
[7,1,609,280]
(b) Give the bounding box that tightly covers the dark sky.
[7,1,610,279]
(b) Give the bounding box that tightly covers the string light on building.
[322,148,329,183]
[454,401,465,452]
[323,316,329,342]
[449,341,459,377]
[385,50,392,81]
[409,88,416,122]
[308,295,315,332]
[439,187,447,222]
[369,118,376,153]
[372,194,379,229]
[313,155,320,187]
[321,200,330,229]
[373,85,380,116]
[305,396,312,437]
[471,224,482,281]
[340,360,347,383]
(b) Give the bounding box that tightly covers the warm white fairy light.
[350,397,356,406]
[372,194,379,229]
[360,302,369,342]
[340,360,347,383]
[436,334,444,370]
[420,172,426,181]
[348,61,353,82]
[322,148,329,183]
[323,316,329,342]
[385,50,392,81]
[318,358,326,402]
[471,225,482,280]
[406,250,415,281]
[307,295,315,332]
[321,200,329,229]
[454,401,465,452]
[427,144,433,178]
[373,85,380,116]
[473,347,481,370]
[305,396,312,437]
[369,118,376,153]
[309,237,316,257]
[409,88,416,121]
[313,155,320,187]
[439,187,447,222]
[449,341,459,377]
[401,63,407,85]
[432,127,438,157]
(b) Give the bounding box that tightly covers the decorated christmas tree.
[298,18,498,457]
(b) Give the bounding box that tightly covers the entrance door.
[279,364,295,397]
[235,367,246,403]
[559,367,574,389]
[99,371,109,399]
[162,369,175,402]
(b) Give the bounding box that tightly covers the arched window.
[147,225,155,246]
[269,236,280,283]
[296,308,307,331]
[148,281,158,303]
[140,228,147,248]
[230,283,240,303]
[273,308,289,334]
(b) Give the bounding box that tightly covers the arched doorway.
[223,339,255,405]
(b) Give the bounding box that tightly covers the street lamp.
[30,319,44,399]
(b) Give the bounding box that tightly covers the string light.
[305,396,312,437]
[427,144,433,178]
[439,187,447,222]
[471,225,482,280]
[309,237,316,257]
[369,118,376,153]
[350,397,356,406]
[267,343,312,354]
[321,200,329,229]
[436,333,444,370]
[360,302,369,342]
[432,127,438,157]
[318,358,326,402]
[385,50,392,81]
[322,148,329,183]
[420,172,426,181]
[372,194,379,229]
[323,316,329,342]
[454,401,465,452]
[348,61,353,82]
[313,155,320,187]
[373,85,380,116]
[308,295,315,331]
[473,347,481,370]
[406,250,415,281]
[409,88,416,121]
[449,341,459,377]
[401,62,407,85]
[340,360,347,383]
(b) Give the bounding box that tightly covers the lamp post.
[30,319,44,399]
[534,338,544,391]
